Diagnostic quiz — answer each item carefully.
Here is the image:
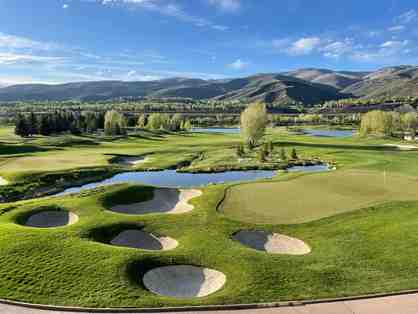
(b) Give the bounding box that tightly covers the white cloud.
[395,9,417,24]
[388,25,405,32]
[227,59,249,70]
[100,0,229,30]
[63,4,69,9]
[0,52,64,65]
[0,32,57,50]
[351,40,412,62]
[288,37,321,55]
[321,40,354,59]
[208,0,241,12]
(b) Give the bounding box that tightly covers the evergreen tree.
[15,114,30,137]
[280,148,287,161]
[291,148,298,160]
[38,115,51,136]
[28,112,38,136]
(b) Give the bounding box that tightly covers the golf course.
[1,124,418,309]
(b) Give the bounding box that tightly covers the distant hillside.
[285,68,369,89]
[0,74,344,105]
[212,74,343,105]
[0,65,416,105]
[342,65,418,98]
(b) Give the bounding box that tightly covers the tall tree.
[104,110,127,136]
[240,102,268,148]
[15,114,30,137]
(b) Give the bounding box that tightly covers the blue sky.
[0,0,417,84]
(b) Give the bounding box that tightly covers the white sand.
[110,230,178,251]
[24,211,79,228]
[110,188,202,215]
[0,177,8,186]
[143,265,226,298]
[233,230,311,255]
[120,156,148,166]
[384,144,418,151]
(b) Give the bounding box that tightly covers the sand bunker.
[119,156,148,166]
[110,230,177,251]
[0,176,8,186]
[143,265,226,298]
[384,144,418,151]
[110,188,202,215]
[233,230,311,255]
[24,210,79,228]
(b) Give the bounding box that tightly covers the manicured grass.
[220,170,418,224]
[2,185,418,308]
[2,125,418,308]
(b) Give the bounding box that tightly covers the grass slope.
[1,125,418,308]
[220,170,418,224]
[2,185,418,307]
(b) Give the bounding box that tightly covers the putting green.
[220,170,418,224]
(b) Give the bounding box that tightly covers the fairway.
[220,170,418,224]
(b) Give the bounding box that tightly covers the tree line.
[360,110,418,138]
[15,111,105,137]
[14,110,192,137]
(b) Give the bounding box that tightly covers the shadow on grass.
[277,141,402,151]
[0,143,53,155]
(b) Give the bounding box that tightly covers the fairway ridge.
[110,188,202,215]
[24,210,78,228]
[233,230,311,255]
[143,265,226,298]
[110,229,178,251]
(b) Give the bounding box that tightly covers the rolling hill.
[0,65,416,105]
[341,65,418,98]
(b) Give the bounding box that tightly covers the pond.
[57,164,331,196]
[57,170,277,195]
[191,128,240,134]
[303,129,355,138]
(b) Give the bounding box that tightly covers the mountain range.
[0,65,416,105]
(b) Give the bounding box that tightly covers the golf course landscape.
[1,123,418,309]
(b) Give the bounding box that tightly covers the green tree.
[14,114,30,137]
[170,113,183,131]
[291,148,298,160]
[280,148,287,161]
[402,112,418,139]
[360,110,394,137]
[258,146,267,162]
[236,143,245,158]
[240,102,268,148]
[137,114,146,128]
[183,119,192,131]
[104,110,127,136]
